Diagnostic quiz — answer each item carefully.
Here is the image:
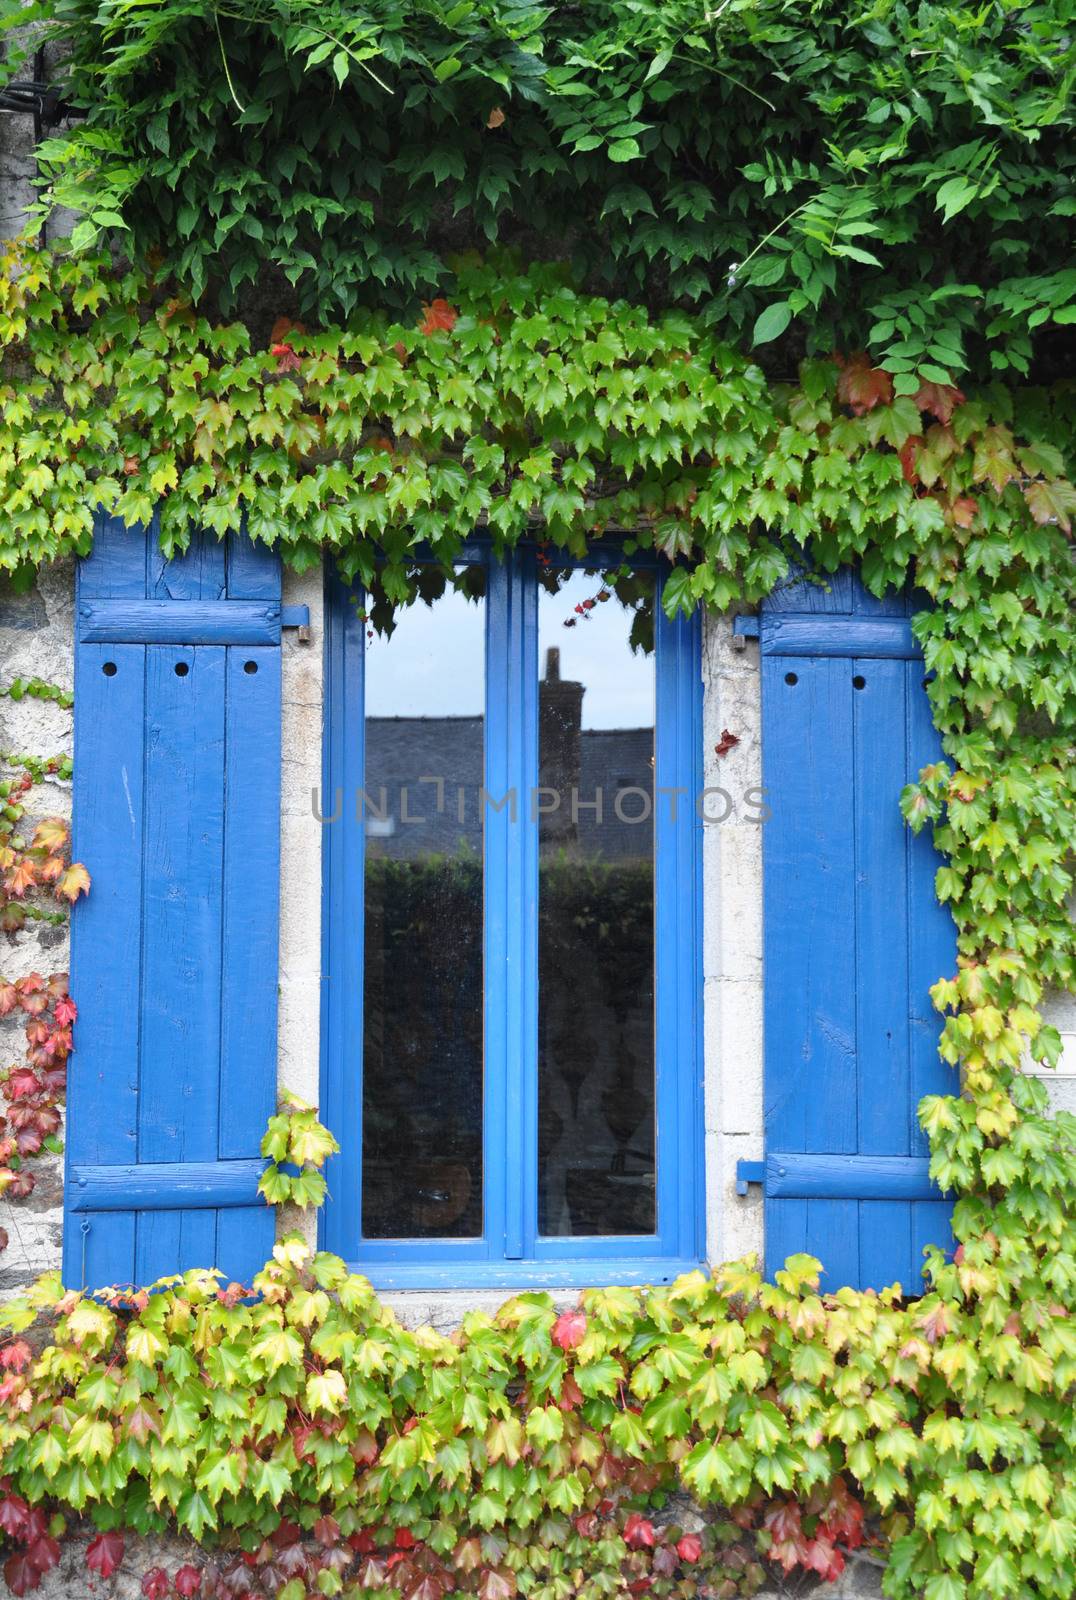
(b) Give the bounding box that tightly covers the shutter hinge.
[735,1159,765,1196]
[282,604,311,643]
[731,614,760,652]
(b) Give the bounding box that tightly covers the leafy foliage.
[0,679,86,1257]
[4,0,1074,382]
[258,1094,341,1212]
[0,1198,1072,1600]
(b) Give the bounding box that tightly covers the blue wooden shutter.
[750,569,955,1293]
[63,515,282,1290]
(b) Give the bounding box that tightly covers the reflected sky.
[363,573,653,727]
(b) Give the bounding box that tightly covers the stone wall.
[0,564,74,1292]
[0,21,38,239]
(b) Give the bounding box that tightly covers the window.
[321,544,702,1286]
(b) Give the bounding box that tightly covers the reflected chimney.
[539,646,583,848]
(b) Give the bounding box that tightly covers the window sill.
[344,1257,707,1291]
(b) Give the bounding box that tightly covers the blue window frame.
[320,543,703,1287]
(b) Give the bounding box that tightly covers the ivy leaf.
[914,381,966,424]
[972,426,1017,493]
[3,1552,42,1597]
[306,1368,347,1414]
[85,1531,124,1580]
[1024,478,1076,533]
[250,1454,293,1506]
[837,356,893,415]
[176,1489,217,1540]
[55,865,91,903]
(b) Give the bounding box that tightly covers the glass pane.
[362,570,485,1238]
[537,568,656,1236]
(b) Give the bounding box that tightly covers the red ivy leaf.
[419,299,457,336]
[477,1569,516,1600]
[949,496,978,529]
[913,380,965,424]
[803,1536,844,1580]
[26,1537,59,1576]
[552,1309,587,1350]
[917,1302,951,1344]
[86,1530,125,1580]
[0,1495,29,1538]
[0,1342,31,1375]
[623,1514,655,1550]
[142,1567,172,1600]
[125,1402,160,1444]
[271,343,303,374]
[898,435,922,485]
[714,728,740,758]
[407,1579,445,1600]
[2,1552,41,1597]
[652,1546,679,1577]
[836,354,893,416]
[676,1534,703,1564]
[174,1567,203,1598]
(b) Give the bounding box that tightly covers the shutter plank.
[135,643,227,1283]
[218,644,279,1280]
[853,656,915,1291]
[64,641,145,1288]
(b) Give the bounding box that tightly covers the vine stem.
[214,6,246,114]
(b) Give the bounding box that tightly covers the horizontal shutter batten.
[760,614,920,658]
[763,1154,947,1202]
[78,597,282,645]
[68,1159,267,1212]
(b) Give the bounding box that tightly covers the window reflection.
[361,570,485,1239]
[537,569,656,1237]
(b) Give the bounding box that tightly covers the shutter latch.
[282,604,311,643]
[731,614,760,652]
[735,1159,765,1196]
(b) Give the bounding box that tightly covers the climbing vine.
[0,671,87,1258]
[5,0,1074,387]
[258,1094,340,1213]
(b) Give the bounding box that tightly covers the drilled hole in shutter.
[853,674,866,689]
[102,662,117,677]
[243,660,258,675]
[784,671,798,686]
[174,661,190,678]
